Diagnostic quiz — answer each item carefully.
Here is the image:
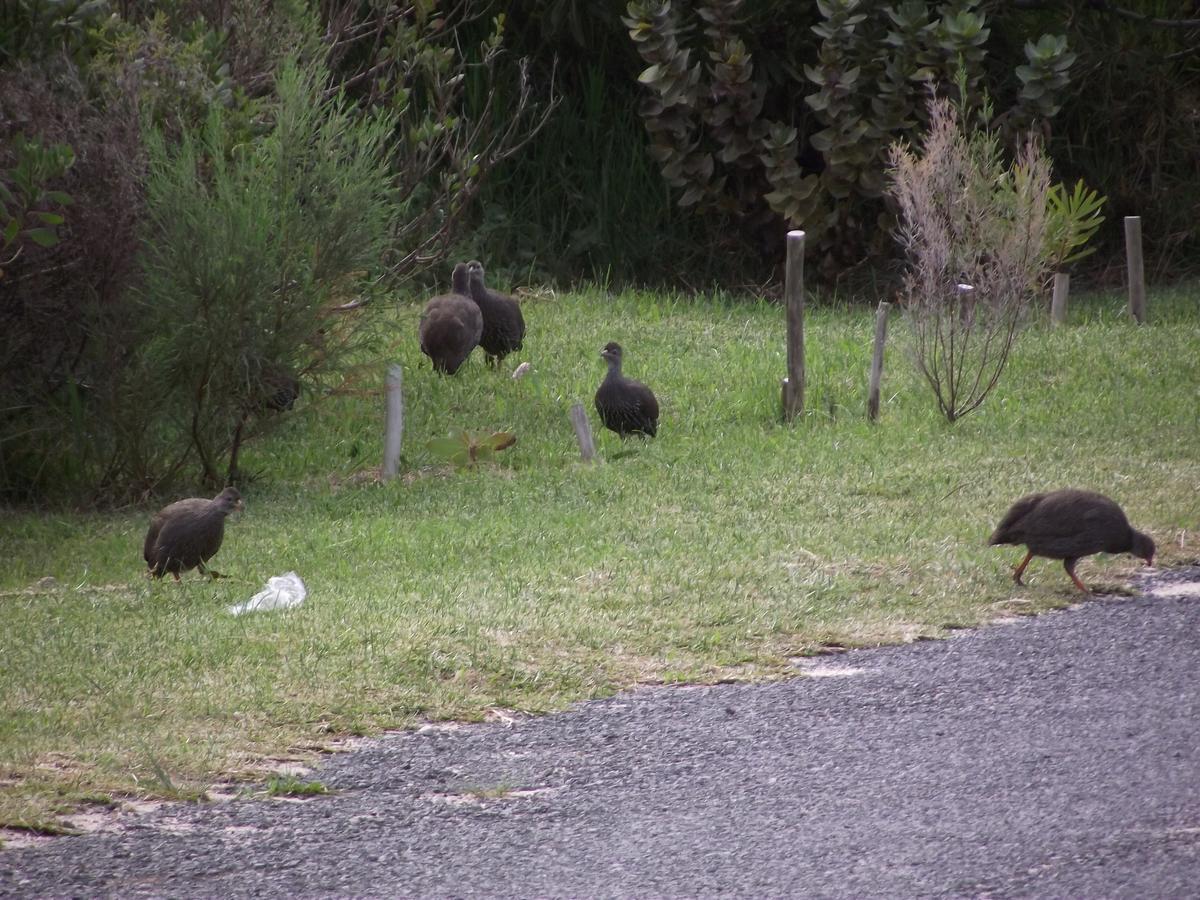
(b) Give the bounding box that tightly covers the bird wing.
[988,492,1045,544]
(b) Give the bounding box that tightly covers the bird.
[144,487,244,581]
[248,362,300,412]
[594,342,659,438]
[988,488,1155,592]
[466,259,525,367]
[258,364,300,412]
[418,262,483,374]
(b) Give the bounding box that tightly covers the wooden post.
[781,229,806,422]
[382,364,404,480]
[569,402,597,462]
[1124,216,1146,324]
[1050,272,1070,326]
[867,301,891,423]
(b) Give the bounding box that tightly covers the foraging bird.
[988,488,1155,592]
[144,487,244,581]
[594,342,659,438]
[466,259,525,367]
[259,365,300,412]
[418,263,483,374]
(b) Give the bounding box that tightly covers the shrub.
[622,0,1077,272]
[887,95,1053,422]
[125,57,398,491]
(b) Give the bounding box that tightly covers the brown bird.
[594,342,659,438]
[466,260,525,367]
[418,262,483,374]
[260,365,300,412]
[988,488,1155,592]
[144,487,244,580]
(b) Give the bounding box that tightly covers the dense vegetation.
[3,0,1197,501]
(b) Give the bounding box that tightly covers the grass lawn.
[2,282,1198,833]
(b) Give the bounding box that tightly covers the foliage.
[622,0,1076,270]
[888,95,1054,422]
[318,1,557,282]
[427,430,518,470]
[127,58,398,490]
[0,0,557,502]
[1044,179,1106,269]
[1025,2,1200,278]
[0,64,146,501]
[0,135,74,275]
[1015,34,1076,122]
[0,0,116,67]
[623,0,815,240]
[265,776,328,797]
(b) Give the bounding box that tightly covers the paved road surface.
[4,568,1199,898]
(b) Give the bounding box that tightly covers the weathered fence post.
[781,229,806,422]
[1124,216,1146,325]
[1050,272,1070,326]
[382,364,404,480]
[867,301,891,422]
[569,402,597,462]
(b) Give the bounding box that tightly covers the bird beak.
[236,499,245,513]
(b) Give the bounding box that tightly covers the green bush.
[0,57,398,501]
[126,57,398,490]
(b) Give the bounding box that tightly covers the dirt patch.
[1148,580,1200,599]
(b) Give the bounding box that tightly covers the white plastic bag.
[228,571,307,616]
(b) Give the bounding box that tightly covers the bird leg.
[1011,550,1034,585]
[198,562,225,580]
[172,572,181,582]
[1063,558,1089,593]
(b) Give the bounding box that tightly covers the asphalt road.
[4,568,1199,898]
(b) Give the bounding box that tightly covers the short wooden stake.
[781,229,806,422]
[1050,272,1070,326]
[1124,216,1146,325]
[569,402,597,462]
[382,364,404,480]
[867,300,891,422]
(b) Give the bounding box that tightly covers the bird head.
[215,487,244,514]
[467,259,485,285]
[1131,530,1156,567]
[600,342,623,365]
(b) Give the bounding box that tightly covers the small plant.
[887,93,1053,422]
[1044,179,1106,268]
[460,783,516,801]
[265,776,328,797]
[427,431,517,470]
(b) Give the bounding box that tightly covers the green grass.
[2,282,1198,831]
[264,775,328,798]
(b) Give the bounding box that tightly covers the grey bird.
[594,342,659,439]
[466,259,526,367]
[144,487,244,580]
[988,488,1155,592]
[419,263,483,374]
